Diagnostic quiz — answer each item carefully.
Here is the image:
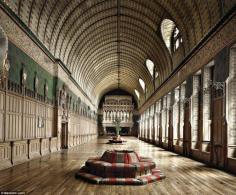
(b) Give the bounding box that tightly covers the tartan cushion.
[100,178,142,185]
[100,150,141,164]
[151,168,161,174]
[101,150,129,163]
[139,157,153,162]
[128,152,140,163]
[132,161,156,172]
[105,163,136,178]
[86,160,112,178]
[75,168,102,184]
[138,172,165,184]
[76,150,166,185]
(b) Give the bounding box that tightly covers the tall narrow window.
[135,89,140,99]
[139,78,145,91]
[161,19,182,54]
[161,19,175,53]
[146,59,154,77]
[172,27,182,52]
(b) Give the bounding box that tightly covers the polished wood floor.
[0,137,236,195]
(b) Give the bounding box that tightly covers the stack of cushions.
[75,150,165,185]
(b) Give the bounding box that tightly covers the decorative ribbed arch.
[2,0,229,105]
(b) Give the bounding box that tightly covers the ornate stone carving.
[102,95,134,135]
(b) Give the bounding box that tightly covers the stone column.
[173,87,180,144]
[161,96,167,143]
[227,44,236,158]
[179,82,186,146]
[166,93,172,143]
[202,63,213,151]
[191,75,200,149]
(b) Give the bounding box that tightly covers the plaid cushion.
[128,152,140,163]
[86,160,111,178]
[132,161,156,172]
[105,163,136,178]
[139,157,153,162]
[151,168,161,174]
[100,151,128,163]
[100,178,142,185]
[100,150,142,164]
[138,172,166,184]
[75,168,102,184]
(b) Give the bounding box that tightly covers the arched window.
[139,78,145,91]
[155,71,159,79]
[146,59,154,77]
[161,19,175,52]
[161,19,182,53]
[135,89,140,99]
[172,27,183,52]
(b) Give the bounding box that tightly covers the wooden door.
[61,123,68,149]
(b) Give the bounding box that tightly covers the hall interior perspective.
[0,0,236,194]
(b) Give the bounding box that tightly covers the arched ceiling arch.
[3,0,230,106]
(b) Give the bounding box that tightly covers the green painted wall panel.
[7,41,89,109]
[8,41,56,99]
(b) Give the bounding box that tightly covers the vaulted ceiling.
[2,0,235,105]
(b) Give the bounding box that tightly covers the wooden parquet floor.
[0,137,236,195]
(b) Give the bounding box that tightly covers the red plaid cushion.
[105,163,136,178]
[100,178,142,185]
[132,161,156,172]
[139,156,153,162]
[75,169,102,184]
[100,150,142,164]
[86,160,111,178]
[127,152,140,163]
[101,150,129,163]
[138,172,165,184]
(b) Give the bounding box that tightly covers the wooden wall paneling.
[23,98,36,139]
[28,139,40,159]
[36,102,46,138]
[0,142,11,170]
[45,105,54,138]
[40,138,50,156]
[50,137,58,152]
[12,140,28,165]
[5,94,22,141]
